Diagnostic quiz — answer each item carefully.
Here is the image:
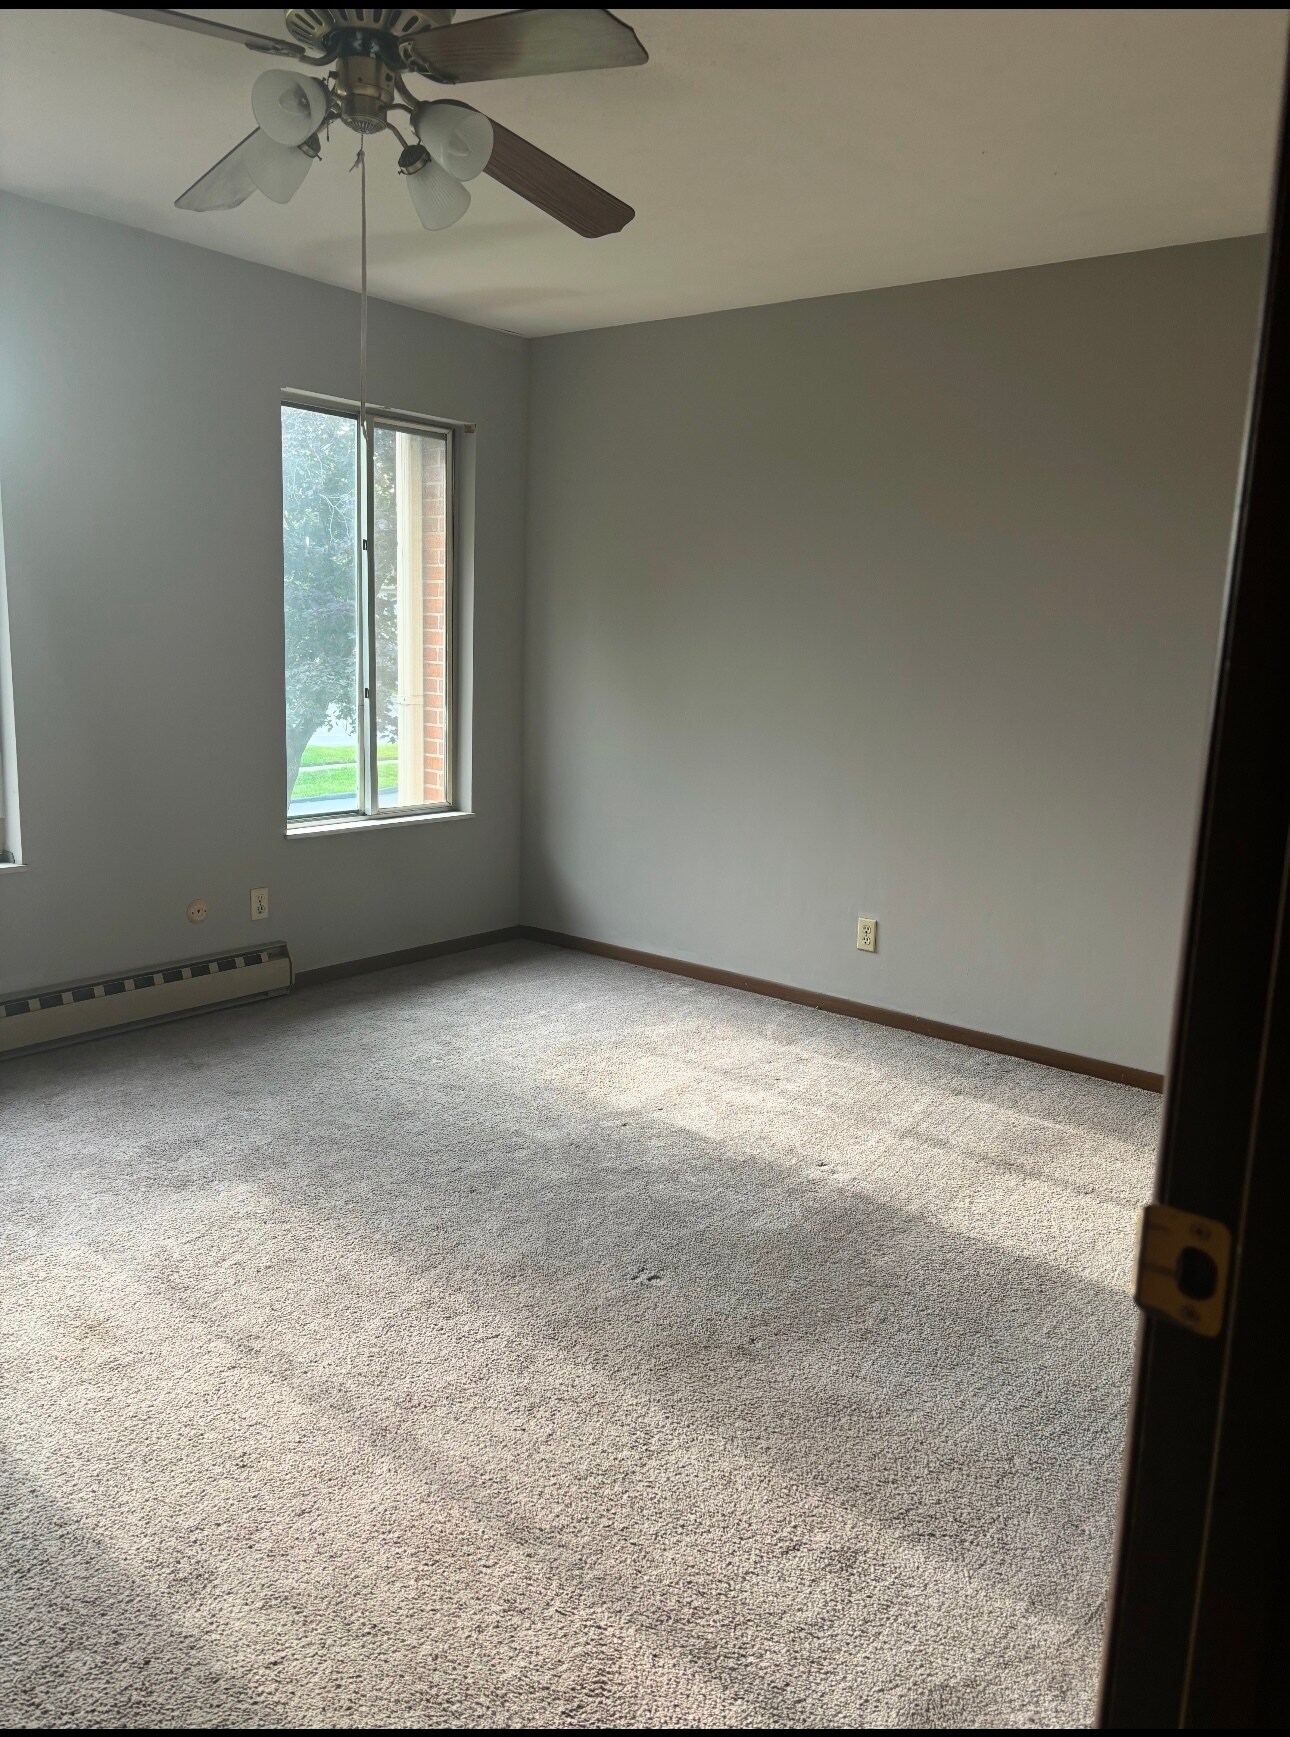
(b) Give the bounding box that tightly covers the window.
[282,397,455,826]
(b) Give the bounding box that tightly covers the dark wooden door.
[1099,48,1290,1730]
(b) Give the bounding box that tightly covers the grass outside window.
[291,743,398,802]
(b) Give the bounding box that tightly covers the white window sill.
[285,808,474,839]
[0,861,25,874]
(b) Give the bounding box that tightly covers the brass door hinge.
[1134,1203,1232,1338]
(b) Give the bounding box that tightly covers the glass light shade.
[411,101,494,182]
[405,158,471,230]
[244,129,314,204]
[252,70,329,147]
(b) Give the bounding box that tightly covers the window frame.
[281,389,461,832]
[0,478,20,869]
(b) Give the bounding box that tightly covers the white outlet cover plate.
[251,887,269,921]
[857,917,878,952]
[186,899,208,924]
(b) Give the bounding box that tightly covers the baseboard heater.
[0,943,293,1058]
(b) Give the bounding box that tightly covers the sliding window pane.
[371,424,450,811]
[282,405,362,819]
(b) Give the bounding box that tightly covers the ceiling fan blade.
[106,10,312,60]
[484,120,633,237]
[400,8,647,84]
[175,130,257,212]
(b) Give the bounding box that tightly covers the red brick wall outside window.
[420,447,448,804]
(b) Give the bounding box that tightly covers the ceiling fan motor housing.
[284,10,457,129]
[284,9,456,54]
[334,54,398,132]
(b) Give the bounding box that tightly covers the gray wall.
[0,201,1265,1072]
[0,194,528,994]
[522,239,1265,1073]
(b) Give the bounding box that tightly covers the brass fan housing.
[334,53,398,132]
[284,9,455,51]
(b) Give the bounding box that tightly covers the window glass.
[282,401,453,826]
[283,404,361,820]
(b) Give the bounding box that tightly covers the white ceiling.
[1,8,1286,335]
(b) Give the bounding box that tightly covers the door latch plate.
[1134,1202,1232,1338]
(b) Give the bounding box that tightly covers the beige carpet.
[0,940,1156,1728]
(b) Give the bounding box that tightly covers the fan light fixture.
[399,146,472,231]
[244,129,318,204]
[411,100,495,182]
[252,69,329,147]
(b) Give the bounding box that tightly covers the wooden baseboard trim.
[292,922,1164,1092]
[518,926,1165,1093]
[295,926,522,989]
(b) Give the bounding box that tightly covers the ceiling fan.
[108,8,648,237]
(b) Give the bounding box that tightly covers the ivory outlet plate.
[186,898,208,924]
[251,887,269,921]
[856,917,878,952]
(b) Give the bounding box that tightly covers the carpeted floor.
[0,940,1157,1729]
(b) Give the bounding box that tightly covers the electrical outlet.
[186,898,208,924]
[856,916,878,953]
[250,886,269,922]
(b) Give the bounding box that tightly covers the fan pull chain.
[348,142,370,526]
[358,142,368,434]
